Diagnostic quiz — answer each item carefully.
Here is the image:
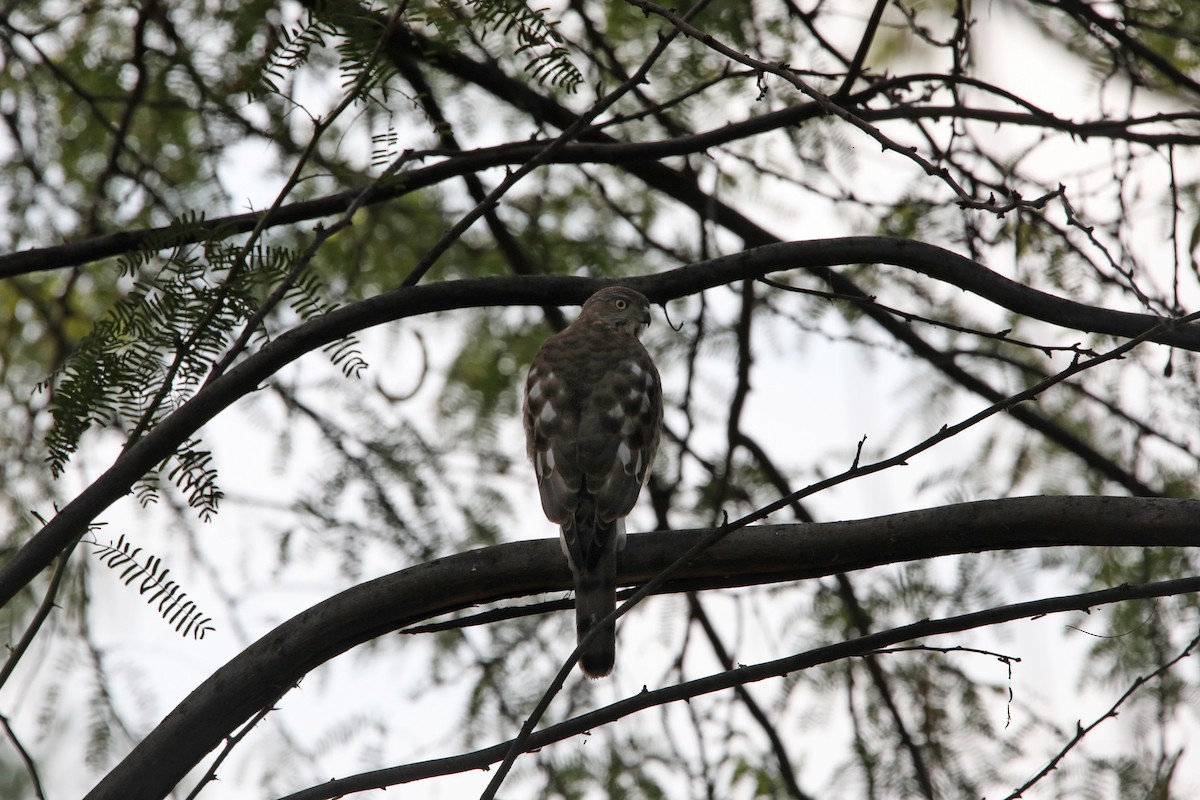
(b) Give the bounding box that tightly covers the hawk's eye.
[613,299,628,310]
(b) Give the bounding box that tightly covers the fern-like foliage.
[43,213,237,469]
[259,12,337,96]
[370,122,401,169]
[89,534,216,640]
[468,0,583,93]
[258,0,402,104]
[262,0,582,105]
[41,212,365,520]
[166,439,223,520]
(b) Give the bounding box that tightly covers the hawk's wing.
[574,350,661,523]
[524,324,661,529]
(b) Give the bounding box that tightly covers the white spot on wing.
[539,403,557,423]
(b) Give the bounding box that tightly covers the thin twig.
[1002,627,1200,800]
[0,714,47,800]
[0,529,80,692]
[689,594,814,800]
[627,0,1063,216]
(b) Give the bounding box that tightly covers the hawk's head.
[579,287,653,338]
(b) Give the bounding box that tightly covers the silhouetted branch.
[81,495,1200,800]
[0,534,78,691]
[0,713,47,800]
[689,594,814,800]
[1028,0,1200,97]
[271,567,1200,800]
[834,0,888,98]
[7,239,1199,612]
[1001,626,1200,800]
[4,106,1194,280]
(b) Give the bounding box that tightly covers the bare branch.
[0,713,47,800]
[270,571,1200,800]
[833,0,888,98]
[82,495,1200,800]
[4,101,1194,281]
[7,238,1199,611]
[1002,628,1200,799]
[689,594,814,800]
[1028,0,1200,97]
[0,533,79,691]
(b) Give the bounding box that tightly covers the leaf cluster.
[88,533,215,640]
[261,0,400,102]
[466,0,583,93]
[39,212,350,519]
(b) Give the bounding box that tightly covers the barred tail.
[563,501,621,678]
[575,559,616,678]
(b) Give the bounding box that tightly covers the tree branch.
[360,18,1169,498]
[7,238,1199,612]
[1029,0,1200,97]
[0,713,47,800]
[0,535,79,691]
[4,101,1194,281]
[279,568,1200,800]
[82,495,1200,800]
[1002,626,1200,800]
[689,594,814,800]
[833,0,887,98]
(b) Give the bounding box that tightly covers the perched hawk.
[523,287,663,678]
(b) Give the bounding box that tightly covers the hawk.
[523,287,663,678]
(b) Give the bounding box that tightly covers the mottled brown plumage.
[523,287,663,677]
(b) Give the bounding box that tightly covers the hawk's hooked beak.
[634,310,651,337]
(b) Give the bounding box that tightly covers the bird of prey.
[523,287,663,677]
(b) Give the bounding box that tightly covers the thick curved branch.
[84,495,1200,800]
[6,238,1199,610]
[656,239,1200,347]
